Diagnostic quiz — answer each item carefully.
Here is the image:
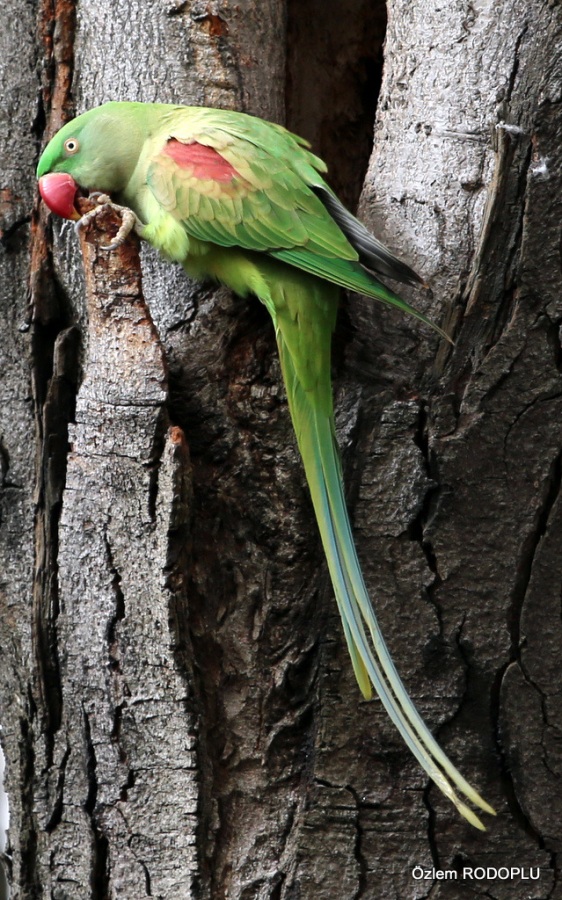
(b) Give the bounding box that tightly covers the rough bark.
[349,3,562,895]
[0,0,48,896]
[42,201,197,896]
[0,0,561,898]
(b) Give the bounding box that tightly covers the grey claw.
[88,192,111,203]
[102,208,139,250]
[74,203,105,235]
[74,198,144,250]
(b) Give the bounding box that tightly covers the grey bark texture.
[0,0,561,898]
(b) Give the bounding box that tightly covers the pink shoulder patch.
[164,138,237,182]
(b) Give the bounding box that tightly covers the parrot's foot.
[75,194,145,250]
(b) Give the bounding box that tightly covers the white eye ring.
[64,138,80,155]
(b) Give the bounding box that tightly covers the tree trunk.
[1,1,561,897]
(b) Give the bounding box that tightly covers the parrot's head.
[37,102,145,220]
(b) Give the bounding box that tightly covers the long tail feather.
[276,323,495,828]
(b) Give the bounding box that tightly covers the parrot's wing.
[145,113,354,258]
[142,116,447,338]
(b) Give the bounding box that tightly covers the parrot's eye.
[64,138,80,155]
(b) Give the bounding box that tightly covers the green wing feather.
[135,106,450,340]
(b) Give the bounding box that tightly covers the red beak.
[38,173,80,220]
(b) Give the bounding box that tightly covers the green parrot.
[37,102,494,828]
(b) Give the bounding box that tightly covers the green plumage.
[37,101,494,827]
